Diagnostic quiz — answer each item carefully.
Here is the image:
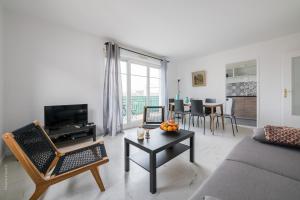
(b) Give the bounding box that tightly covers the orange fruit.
[167,126,173,131]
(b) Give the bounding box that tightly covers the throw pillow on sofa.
[264,125,300,147]
[252,128,268,143]
[253,126,300,148]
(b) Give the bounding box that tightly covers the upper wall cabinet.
[226,60,257,83]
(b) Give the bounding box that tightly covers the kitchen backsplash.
[226,81,257,96]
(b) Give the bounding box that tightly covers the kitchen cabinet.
[226,60,257,83]
[232,96,257,119]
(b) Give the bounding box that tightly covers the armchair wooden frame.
[2,121,109,200]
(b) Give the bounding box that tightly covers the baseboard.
[0,148,11,165]
[237,124,256,129]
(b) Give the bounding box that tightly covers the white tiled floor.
[0,122,253,200]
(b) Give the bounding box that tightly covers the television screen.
[44,104,88,128]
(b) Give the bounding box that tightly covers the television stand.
[45,124,96,145]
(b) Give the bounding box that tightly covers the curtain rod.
[105,42,169,63]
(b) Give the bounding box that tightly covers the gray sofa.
[190,129,300,200]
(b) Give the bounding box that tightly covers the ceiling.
[3,0,300,60]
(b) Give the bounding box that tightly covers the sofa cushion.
[227,136,300,181]
[264,125,300,147]
[252,128,268,143]
[189,160,300,200]
[253,128,300,149]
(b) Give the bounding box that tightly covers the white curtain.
[103,42,123,136]
[160,59,168,119]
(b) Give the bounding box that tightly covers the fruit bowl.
[160,120,179,132]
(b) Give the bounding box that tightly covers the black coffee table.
[124,128,195,193]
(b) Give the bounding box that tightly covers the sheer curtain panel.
[103,42,123,136]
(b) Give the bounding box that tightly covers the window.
[120,59,161,128]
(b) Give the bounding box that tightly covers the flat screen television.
[44,104,88,129]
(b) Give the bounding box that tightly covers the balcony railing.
[122,96,159,122]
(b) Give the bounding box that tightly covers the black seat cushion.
[52,143,107,175]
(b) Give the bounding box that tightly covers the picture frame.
[192,70,206,87]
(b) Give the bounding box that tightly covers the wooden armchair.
[2,121,109,200]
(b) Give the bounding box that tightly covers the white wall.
[0,2,4,162]
[167,65,177,99]
[3,11,106,134]
[170,33,300,127]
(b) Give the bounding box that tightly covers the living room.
[0,1,300,200]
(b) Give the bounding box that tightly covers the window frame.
[120,58,161,129]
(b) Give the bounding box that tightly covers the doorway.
[282,51,300,127]
[225,60,258,127]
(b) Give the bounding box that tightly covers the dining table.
[169,102,225,134]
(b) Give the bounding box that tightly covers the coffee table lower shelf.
[129,143,190,172]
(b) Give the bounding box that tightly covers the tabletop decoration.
[137,127,145,140]
[160,119,179,132]
[145,129,150,139]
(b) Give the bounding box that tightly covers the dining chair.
[205,98,217,115]
[205,98,217,130]
[142,106,165,129]
[174,100,189,129]
[216,98,238,136]
[189,100,206,134]
[167,98,175,119]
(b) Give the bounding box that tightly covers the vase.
[184,97,189,104]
